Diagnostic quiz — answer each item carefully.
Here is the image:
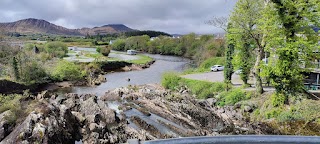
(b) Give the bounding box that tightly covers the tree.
[12,57,19,80]
[51,60,84,81]
[262,0,320,99]
[224,24,235,88]
[238,35,255,85]
[44,42,68,58]
[111,39,126,51]
[229,0,265,94]
[100,46,112,56]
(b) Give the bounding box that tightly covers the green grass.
[84,53,104,59]
[127,54,153,64]
[183,57,225,74]
[161,72,226,99]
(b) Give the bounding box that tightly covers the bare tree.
[205,16,229,31]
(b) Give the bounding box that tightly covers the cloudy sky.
[0,0,236,34]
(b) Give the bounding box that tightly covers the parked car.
[211,65,224,72]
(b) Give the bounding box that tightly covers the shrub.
[162,72,227,99]
[19,60,48,85]
[44,42,68,58]
[96,47,101,53]
[271,93,287,107]
[51,60,84,81]
[161,72,182,90]
[111,39,126,51]
[184,79,225,99]
[265,108,283,119]
[100,46,112,56]
[0,94,23,124]
[218,88,246,106]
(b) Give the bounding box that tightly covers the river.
[58,54,189,96]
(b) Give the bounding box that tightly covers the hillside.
[0,18,135,36]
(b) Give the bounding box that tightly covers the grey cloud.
[0,0,236,34]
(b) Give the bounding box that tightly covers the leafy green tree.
[19,61,47,84]
[229,0,265,94]
[51,60,84,81]
[262,0,320,99]
[44,42,68,58]
[224,34,235,87]
[238,35,254,85]
[100,46,112,56]
[12,57,19,81]
[111,39,126,51]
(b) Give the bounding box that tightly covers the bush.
[161,72,226,99]
[265,108,283,119]
[0,94,23,124]
[218,88,246,106]
[19,61,48,85]
[51,60,84,81]
[44,42,68,58]
[271,93,287,107]
[184,79,225,99]
[111,39,126,51]
[100,46,112,56]
[161,72,182,90]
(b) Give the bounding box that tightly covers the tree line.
[111,33,226,64]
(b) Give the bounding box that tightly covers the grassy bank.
[126,54,154,65]
[184,57,225,74]
[162,72,233,99]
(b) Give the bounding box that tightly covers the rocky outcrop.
[1,84,279,143]
[0,110,15,141]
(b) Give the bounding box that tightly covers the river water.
[62,54,189,96]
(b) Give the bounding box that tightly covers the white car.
[211,65,224,72]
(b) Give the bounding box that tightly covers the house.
[109,40,115,45]
[127,50,137,55]
[150,37,158,41]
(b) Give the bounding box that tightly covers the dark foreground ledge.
[128,135,320,144]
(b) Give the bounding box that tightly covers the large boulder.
[0,110,14,141]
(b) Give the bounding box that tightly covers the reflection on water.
[58,54,189,96]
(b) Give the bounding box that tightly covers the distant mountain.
[0,18,135,36]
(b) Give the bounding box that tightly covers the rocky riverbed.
[0,84,279,143]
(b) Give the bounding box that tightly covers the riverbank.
[0,58,155,94]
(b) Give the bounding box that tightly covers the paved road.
[182,71,275,91]
[182,71,244,85]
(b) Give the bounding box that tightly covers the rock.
[31,123,46,139]
[37,90,51,100]
[89,123,99,131]
[217,108,225,113]
[103,109,116,124]
[0,110,14,141]
[244,106,253,113]
[101,89,123,101]
[80,94,93,101]
[72,111,85,123]
[65,93,79,99]
[80,96,101,116]
[206,98,217,106]
[86,114,102,124]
